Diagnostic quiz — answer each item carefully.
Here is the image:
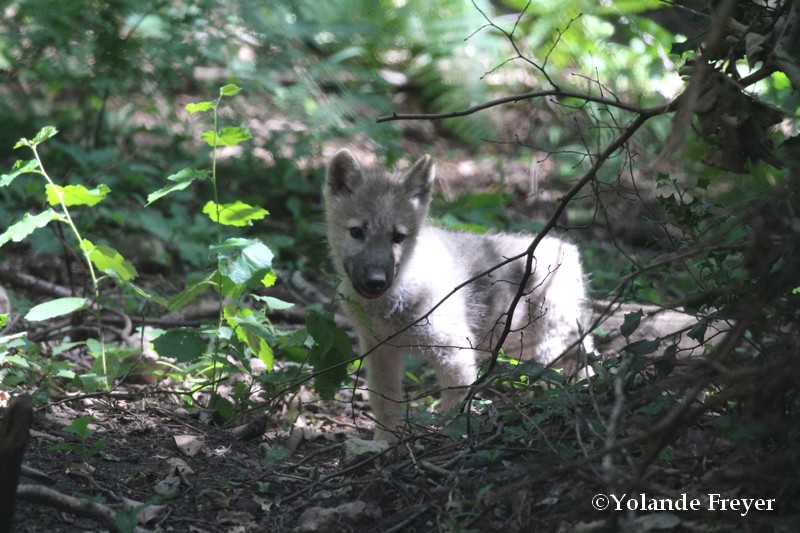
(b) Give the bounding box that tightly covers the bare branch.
[474,102,675,389]
[377,89,667,123]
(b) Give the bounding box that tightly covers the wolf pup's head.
[324,149,434,299]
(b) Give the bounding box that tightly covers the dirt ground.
[6,350,799,532]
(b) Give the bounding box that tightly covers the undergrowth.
[0,85,355,423]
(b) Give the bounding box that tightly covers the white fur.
[325,150,594,441]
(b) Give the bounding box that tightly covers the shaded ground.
[7,369,799,532]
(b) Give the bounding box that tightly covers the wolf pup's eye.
[392,232,406,244]
[349,227,365,240]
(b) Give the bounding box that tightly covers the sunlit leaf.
[261,270,277,288]
[252,294,294,311]
[0,160,39,187]
[212,238,274,287]
[146,167,207,205]
[202,200,268,227]
[226,308,275,369]
[14,126,58,149]
[220,84,242,96]
[25,297,87,322]
[200,127,252,147]
[31,126,59,145]
[0,209,59,247]
[81,240,138,281]
[46,184,110,207]
[185,101,215,114]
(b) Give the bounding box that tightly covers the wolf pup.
[325,149,594,441]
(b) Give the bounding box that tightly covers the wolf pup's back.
[324,149,594,441]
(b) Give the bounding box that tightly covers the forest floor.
[9,365,796,533]
[2,96,799,533]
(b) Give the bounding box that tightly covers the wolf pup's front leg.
[361,340,406,442]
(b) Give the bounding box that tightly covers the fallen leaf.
[154,474,181,498]
[163,456,194,475]
[174,434,204,457]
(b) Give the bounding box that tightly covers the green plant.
[1,127,138,390]
[144,84,276,404]
[143,85,356,415]
[0,80,358,422]
[50,415,108,461]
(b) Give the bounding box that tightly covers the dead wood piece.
[229,412,268,441]
[20,464,56,485]
[0,394,33,533]
[0,268,92,304]
[15,484,154,533]
[592,300,706,355]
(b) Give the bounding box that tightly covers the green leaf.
[218,127,252,145]
[624,338,661,357]
[226,307,275,369]
[14,126,58,149]
[62,415,95,438]
[252,295,294,311]
[620,309,644,338]
[654,344,678,378]
[202,200,269,227]
[209,396,235,421]
[124,281,169,308]
[200,127,253,147]
[306,311,352,400]
[25,297,88,322]
[1,159,39,187]
[0,209,59,247]
[687,319,708,344]
[261,270,277,288]
[212,238,274,287]
[670,35,703,57]
[185,101,215,114]
[46,184,110,207]
[151,328,207,362]
[635,394,671,416]
[81,240,138,281]
[31,126,59,145]
[146,167,207,205]
[168,274,215,312]
[441,413,470,440]
[220,84,242,96]
[596,0,662,14]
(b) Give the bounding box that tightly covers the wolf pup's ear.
[327,149,363,197]
[403,155,435,207]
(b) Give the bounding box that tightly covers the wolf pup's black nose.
[364,272,389,294]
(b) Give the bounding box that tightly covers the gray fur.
[325,149,594,441]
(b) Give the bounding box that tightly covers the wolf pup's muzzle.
[345,251,395,299]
